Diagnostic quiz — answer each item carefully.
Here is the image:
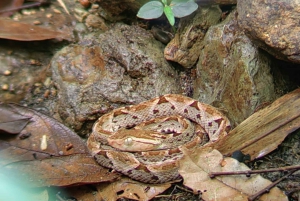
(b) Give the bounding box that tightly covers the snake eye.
[125,137,133,146]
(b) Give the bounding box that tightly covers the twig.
[248,169,298,201]
[209,165,300,178]
[0,2,42,14]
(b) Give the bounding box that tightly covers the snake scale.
[87,94,231,183]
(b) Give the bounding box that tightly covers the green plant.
[137,0,198,27]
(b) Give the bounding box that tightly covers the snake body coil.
[87,94,230,183]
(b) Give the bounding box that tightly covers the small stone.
[43,77,51,87]
[91,4,99,9]
[22,9,32,15]
[3,70,11,75]
[85,14,108,30]
[33,20,41,25]
[43,89,50,98]
[34,82,42,87]
[46,13,52,18]
[79,0,91,8]
[53,8,62,14]
[2,84,8,90]
[30,59,40,65]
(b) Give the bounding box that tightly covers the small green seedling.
[137,0,198,26]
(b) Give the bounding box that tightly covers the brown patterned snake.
[87,94,231,183]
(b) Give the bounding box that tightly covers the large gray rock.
[51,23,181,130]
[193,11,277,126]
[238,0,300,64]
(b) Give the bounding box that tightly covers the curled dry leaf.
[211,88,300,160]
[179,147,288,201]
[0,103,119,187]
[0,19,69,41]
[95,177,171,201]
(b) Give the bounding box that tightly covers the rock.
[237,0,300,64]
[193,11,277,126]
[85,14,108,30]
[51,23,181,131]
[164,6,222,68]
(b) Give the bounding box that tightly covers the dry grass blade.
[56,0,69,14]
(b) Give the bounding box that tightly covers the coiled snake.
[87,94,230,183]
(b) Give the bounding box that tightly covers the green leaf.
[171,0,198,18]
[162,0,168,5]
[164,6,175,26]
[137,1,164,19]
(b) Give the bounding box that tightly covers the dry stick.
[0,2,41,14]
[209,165,300,178]
[248,169,298,201]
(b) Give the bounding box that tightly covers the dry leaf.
[95,177,171,201]
[0,0,24,16]
[1,154,120,187]
[0,18,68,41]
[0,103,119,187]
[0,104,30,134]
[211,88,300,159]
[179,147,288,201]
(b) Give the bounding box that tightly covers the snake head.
[107,129,164,152]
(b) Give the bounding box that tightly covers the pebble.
[79,0,91,8]
[34,83,42,87]
[33,20,41,25]
[43,89,50,98]
[3,70,11,75]
[43,77,52,87]
[2,84,9,90]
[46,13,53,18]
[53,8,62,14]
[91,4,99,9]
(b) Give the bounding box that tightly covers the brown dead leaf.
[0,104,30,134]
[95,177,171,201]
[0,0,24,16]
[211,88,300,160]
[1,154,120,187]
[179,147,288,201]
[0,103,120,187]
[0,18,68,41]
